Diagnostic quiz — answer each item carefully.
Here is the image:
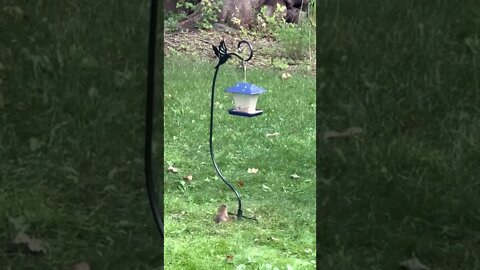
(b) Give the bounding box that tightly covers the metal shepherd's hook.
[209,39,258,222]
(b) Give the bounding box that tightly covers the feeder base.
[228,108,263,117]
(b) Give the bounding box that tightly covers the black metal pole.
[209,65,243,219]
[145,0,164,238]
[209,40,258,222]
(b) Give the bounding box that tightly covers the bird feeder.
[225,82,265,117]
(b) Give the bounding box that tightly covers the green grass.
[164,56,316,269]
[319,0,480,269]
[0,1,315,269]
[0,1,164,269]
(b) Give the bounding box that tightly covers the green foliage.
[165,16,181,33]
[199,0,222,30]
[271,58,289,70]
[275,24,313,60]
[256,4,286,35]
[176,0,196,12]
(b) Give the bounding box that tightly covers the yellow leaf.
[323,127,364,139]
[167,165,179,173]
[3,6,25,20]
[281,72,292,80]
[266,132,280,137]
[290,173,300,179]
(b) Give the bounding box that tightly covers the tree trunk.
[219,0,259,27]
[164,0,178,13]
[179,0,310,29]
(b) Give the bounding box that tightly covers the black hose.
[145,0,164,239]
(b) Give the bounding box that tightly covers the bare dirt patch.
[163,26,316,74]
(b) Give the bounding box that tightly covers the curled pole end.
[236,40,253,62]
[210,39,254,66]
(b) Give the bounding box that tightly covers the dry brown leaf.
[266,132,280,137]
[3,6,25,19]
[170,211,186,220]
[13,232,46,253]
[281,72,292,80]
[247,168,259,174]
[400,117,418,131]
[399,257,430,270]
[27,238,45,252]
[345,127,363,135]
[70,262,91,270]
[183,175,193,182]
[323,130,341,139]
[13,232,30,244]
[167,165,179,173]
[323,126,364,139]
[267,236,279,241]
[237,180,245,188]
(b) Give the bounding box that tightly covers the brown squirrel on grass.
[214,204,230,224]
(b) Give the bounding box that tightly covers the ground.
[164,24,316,74]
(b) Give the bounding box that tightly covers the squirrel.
[214,204,230,224]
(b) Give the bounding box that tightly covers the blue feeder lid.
[225,82,265,95]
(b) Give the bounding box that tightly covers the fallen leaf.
[167,165,179,173]
[345,127,363,135]
[400,117,418,131]
[88,86,98,97]
[290,173,300,179]
[0,90,4,110]
[8,216,30,232]
[237,180,245,188]
[3,6,25,20]
[323,126,364,139]
[13,232,46,254]
[70,262,91,270]
[236,264,247,270]
[103,184,116,193]
[247,168,258,174]
[183,175,193,182]
[26,238,45,252]
[400,257,430,270]
[323,130,341,139]
[262,184,271,191]
[267,236,279,241]
[266,132,280,137]
[281,72,292,80]
[29,137,42,151]
[13,232,30,244]
[170,211,186,220]
[107,167,118,179]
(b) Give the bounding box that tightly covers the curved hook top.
[211,39,254,67]
[233,40,253,62]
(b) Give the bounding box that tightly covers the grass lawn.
[0,1,315,269]
[1,1,164,269]
[319,0,480,269]
[163,56,316,269]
